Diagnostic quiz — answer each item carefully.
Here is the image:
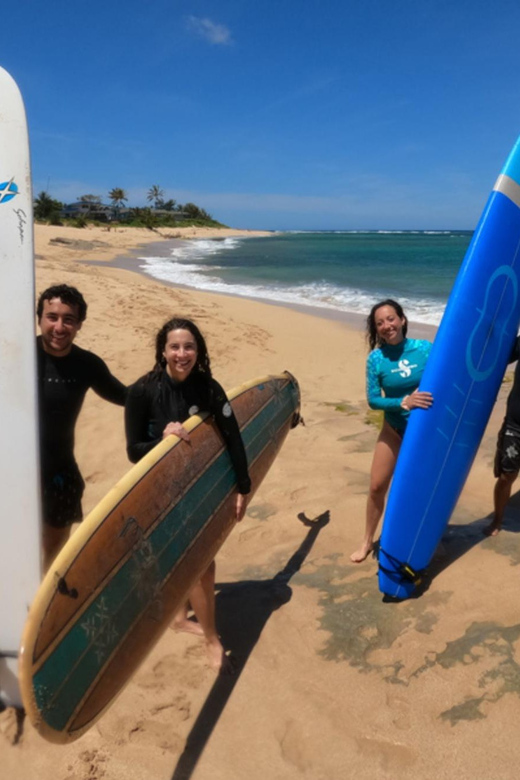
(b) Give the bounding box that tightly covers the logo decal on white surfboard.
[0,177,19,204]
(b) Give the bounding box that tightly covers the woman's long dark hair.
[366,299,408,350]
[149,317,212,379]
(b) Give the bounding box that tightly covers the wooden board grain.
[19,372,300,742]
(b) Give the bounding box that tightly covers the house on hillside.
[61,201,191,223]
[62,201,115,222]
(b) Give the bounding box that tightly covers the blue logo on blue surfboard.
[466,265,519,382]
[0,178,19,204]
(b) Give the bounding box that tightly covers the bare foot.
[205,638,235,674]
[170,617,205,636]
[218,651,237,676]
[350,543,373,563]
[484,523,501,537]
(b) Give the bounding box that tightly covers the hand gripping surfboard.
[19,372,301,742]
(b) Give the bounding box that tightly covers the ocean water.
[137,230,473,326]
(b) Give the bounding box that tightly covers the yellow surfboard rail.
[19,371,300,743]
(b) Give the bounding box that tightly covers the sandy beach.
[2,223,520,779]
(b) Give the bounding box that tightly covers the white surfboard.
[0,66,42,707]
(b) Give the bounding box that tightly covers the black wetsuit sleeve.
[509,336,520,364]
[210,380,251,494]
[125,380,161,463]
[89,353,127,405]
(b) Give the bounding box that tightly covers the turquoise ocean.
[137,231,473,327]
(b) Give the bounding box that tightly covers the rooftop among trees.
[34,187,226,229]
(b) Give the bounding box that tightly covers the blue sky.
[2,0,520,230]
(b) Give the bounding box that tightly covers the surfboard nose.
[282,370,303,427]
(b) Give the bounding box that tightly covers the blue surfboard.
[378,136,520,599]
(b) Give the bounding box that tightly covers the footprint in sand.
[150,697,190,720]
[385,692,412,731]
[75,748,108,780]
[355,736,417,769]
[128,719,184,754]
[246,502,278,521]
[136,653,203,691]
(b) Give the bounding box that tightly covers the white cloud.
[186,16,232,46]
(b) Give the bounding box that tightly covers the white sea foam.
[164,237,241,262]
[138,239,445,326]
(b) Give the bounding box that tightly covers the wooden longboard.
[19,372,300,743]
[0,66,42,707]
[379,135,520,598]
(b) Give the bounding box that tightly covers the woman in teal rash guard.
[350,299,433,563]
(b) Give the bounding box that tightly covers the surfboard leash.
[376,547,428,587]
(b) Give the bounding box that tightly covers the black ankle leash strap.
[377,547,427,586]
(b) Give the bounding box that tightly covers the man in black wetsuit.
[486,337,520,536]
[37,284,126,570]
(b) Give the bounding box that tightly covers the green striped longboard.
[19,372,301,743]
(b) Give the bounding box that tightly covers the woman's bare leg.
[187,560,231,671]
[350,421,402,563]
[171,601,205,636]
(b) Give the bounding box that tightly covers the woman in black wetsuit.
[125,317,251,671]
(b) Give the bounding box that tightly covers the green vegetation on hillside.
[34,186,227,229]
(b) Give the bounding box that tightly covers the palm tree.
[78,194,102,204]
[147,185,165,209]
[34,191,63,220]
[108,187,128,210]
[183,202,212,221]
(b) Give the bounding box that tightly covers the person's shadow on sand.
[170,509,330,780]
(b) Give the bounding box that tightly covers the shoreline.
[35,222,439,340]
[85,233,439,342]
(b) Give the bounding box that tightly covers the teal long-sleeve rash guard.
[366,338,432,433]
